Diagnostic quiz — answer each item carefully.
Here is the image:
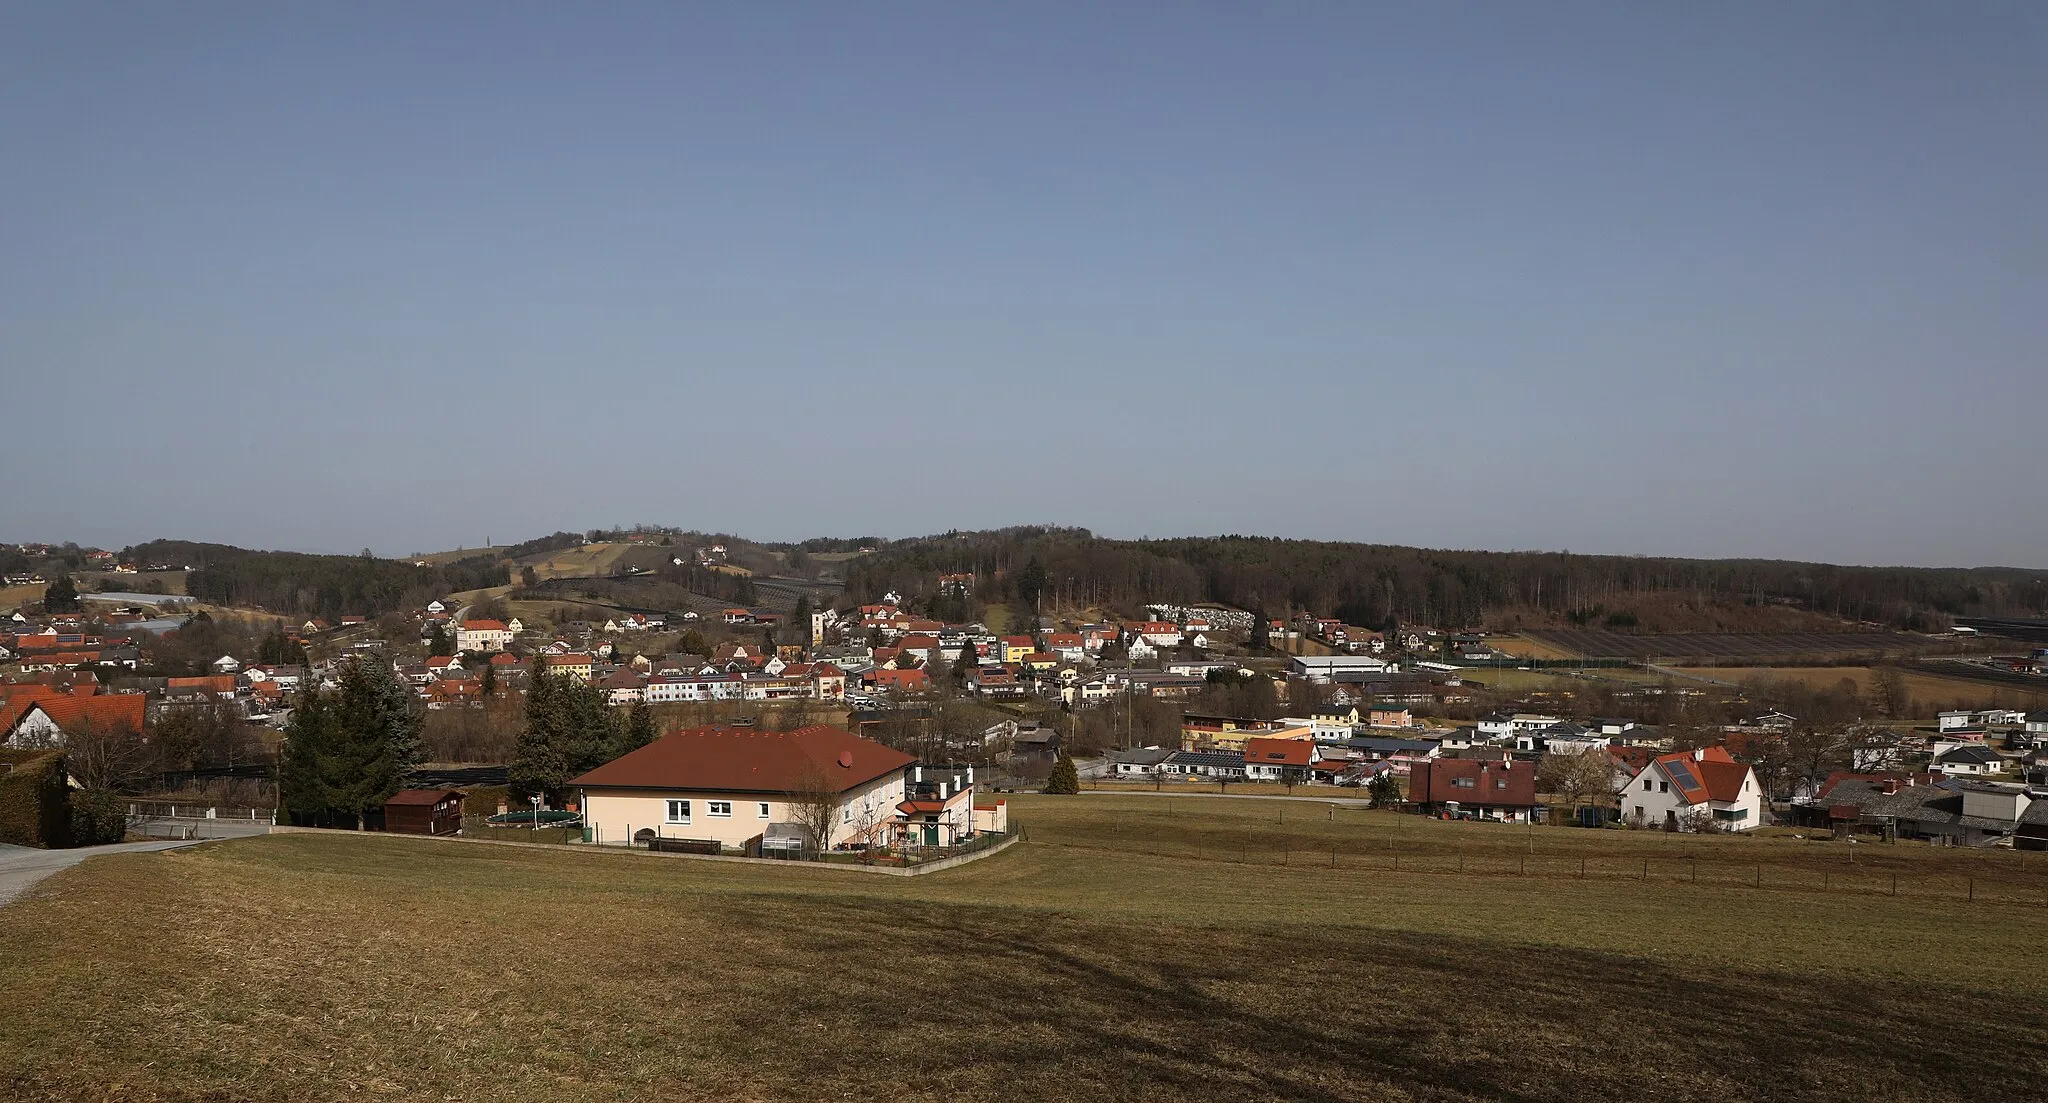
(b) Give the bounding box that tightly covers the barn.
[383,789,464,836]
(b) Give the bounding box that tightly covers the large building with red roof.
[569,725,918,852]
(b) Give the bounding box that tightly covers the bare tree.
[64,718,160,794]
[1869,667,1911,720]
[786,766,842,856]
[1538,749,1615,807]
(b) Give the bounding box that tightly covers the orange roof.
[461,619,509,631]
[1652,746,1752,804]
[544,653,594,666]
[9,693,147,737]
[168,675,235,693]
[1244,737,1315,767]
[571,725,913,796]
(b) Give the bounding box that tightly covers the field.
[1530,629,1951,662]
[0,582,45,609]
[1671,665,2047,712]
[1484,633,1580,660]
[6,796,2048,1101]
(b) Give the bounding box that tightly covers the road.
[0,839,212,908]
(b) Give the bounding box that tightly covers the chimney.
[1693,748,1707,762]
[939,782,949,800]
[1883,779,1900,795]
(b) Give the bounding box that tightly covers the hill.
[4,797,2047,1100]
[841,527,2048,633]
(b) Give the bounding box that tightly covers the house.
[1931,743,2004,778]
[1308,705,1359,741]
[1937,711,1976,734]
[2026,711,2048,738]
[1289,655,1394,683]
[570,725,916,852]
[382,789,464,836]
[1,692,148,748]
[999,636,1036,664]
[1045,633,1086,662]
[1164,749,1246,780]
[869,667,933,695]
[212,654,242,674]
[722,608,755,625]
[1109,746,1176,778]
[1363,703,1413,729]
[897,764,980,847]
[1243,736,1320,784]
[600,669,647,705]
[1343,736,1440,775]
[456,619,516,652]
[1408,759,1540,822]
[1621,746,1765,832]
[1838,776,2036,847]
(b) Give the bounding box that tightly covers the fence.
[127,802,276,824]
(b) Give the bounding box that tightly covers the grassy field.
[1485,633,1580,660]
[6,796,2048,1101]
[1671,665,2047,711]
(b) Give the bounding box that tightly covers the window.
[1659,781,1669,793]
[708,801,732,817]
[1452,777,1476,788]
[1642,779,1651,791]
[665,800,691,824]
[757,802,770,819]
[842,805,851,823]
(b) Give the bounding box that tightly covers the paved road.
[0,839,211,908]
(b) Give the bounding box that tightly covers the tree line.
[278,658,427,828]
[129,540,509,619]
[510,661,658,803]
[843,528,2047,630]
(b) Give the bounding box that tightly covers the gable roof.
[5,693,147,737]
[570,725,913,795]
[1650,746,1753,804]
[1244,737,1315,767]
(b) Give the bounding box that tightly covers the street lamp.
[529,793,542,835]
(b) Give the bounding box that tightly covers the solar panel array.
[1665,759,1699,791]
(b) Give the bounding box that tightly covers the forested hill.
[125,541,508,620]
[839,528,2048,631]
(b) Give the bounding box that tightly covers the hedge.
[0,749,72,848]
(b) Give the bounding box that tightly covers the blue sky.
[3,3,2042,566]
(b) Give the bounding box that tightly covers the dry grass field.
[1485,633,1579,660]
[0,582,46,609]
[1672,665,2047,712]
[5,795,2048,1101]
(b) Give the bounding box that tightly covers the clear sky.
[3,3,2042,567]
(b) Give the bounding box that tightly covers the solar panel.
[1665,760,1699,790]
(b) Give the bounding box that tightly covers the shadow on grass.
[666,894,2043,1102]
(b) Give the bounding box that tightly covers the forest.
[841,527,2048,631]
[127,541,508,619]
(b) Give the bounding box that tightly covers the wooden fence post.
[1641,859,1647,882]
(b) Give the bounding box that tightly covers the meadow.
[4,794,2047,1101]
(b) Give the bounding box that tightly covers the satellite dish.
[837,751,854,768]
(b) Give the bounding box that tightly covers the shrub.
[0,750,72,848]
[1045,753,1080,795]
[69,788,128,846]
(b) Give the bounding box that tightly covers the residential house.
[1243,737,1320,784]
[1621,746,1765,832]
[1164,749,1246,780]
[1932,743,2004,778]
[456,619,517,652]
[1308,705,1360,741]
[1363,703,1413,729]
[1408,759,1541,821]
[1109,746,1176,779]
[1,692,148,748]
[571,725,916,852]
[600,669,647,705]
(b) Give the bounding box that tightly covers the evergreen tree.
[952,641,979,680]
[623,699,658,752]
[278,684,341,826]
[44,574,81,613]
[480,657,497,699]
[1249,607,1270,650]
[328,658,425,821]
[428,623,453,657]
[1045,752,1080,795]
[511,661,567,801]
[792,594,812,633]
[1367,772,1401,809]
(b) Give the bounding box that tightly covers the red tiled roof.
[544,653,593,666]
[461,619,509,631]
[167,675,235,693]
[9,693,147,737]
[570,725,913,795]
[897,800,949,815]
[1245,737,1315,767]
[1652,746,1751,804]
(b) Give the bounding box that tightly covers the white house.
[212,654,242,674]
[1937,711,1978,733]
[455,619,518,652]
[1931,743,2003,777]
[1621,746,1765,832]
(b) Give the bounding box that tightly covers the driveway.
[0,839,211,908]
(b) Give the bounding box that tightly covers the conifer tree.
[278,684,340,826]
[623,699,658,753]
[1046,752,1080,795]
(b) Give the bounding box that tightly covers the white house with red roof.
[455,619,517,652]
[570,725,915,852]
[1622,746,1765,832]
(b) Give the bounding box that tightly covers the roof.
[1244,737,1314,767]
[1168,749,1247,769]
[1109,747,1175,767]
[1648,746,1752,805]
[569,725,914,796]
[1935,744,2002,766]
[460,620,509,631]
[1410,758,1539,808]
[385,789,463,806]
[5,693,147,737]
